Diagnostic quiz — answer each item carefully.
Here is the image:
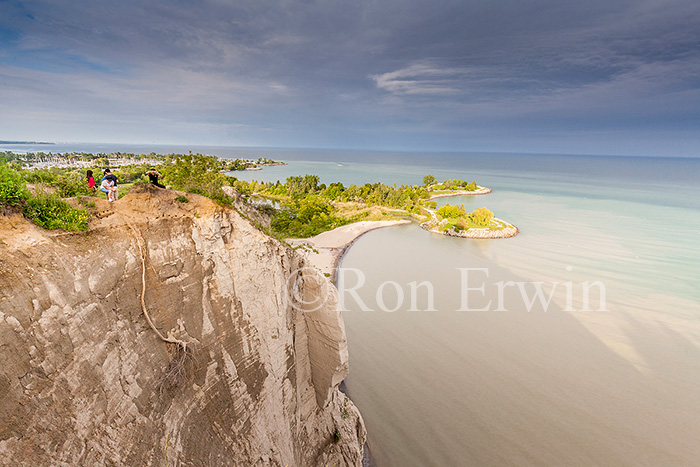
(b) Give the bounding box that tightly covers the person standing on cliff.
[145,168,165,188]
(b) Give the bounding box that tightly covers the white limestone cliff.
[0,185,365,466]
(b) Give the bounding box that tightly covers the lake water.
[233,151,700,465]
[6,143,700,465]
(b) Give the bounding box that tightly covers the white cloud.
[370,63,466,95]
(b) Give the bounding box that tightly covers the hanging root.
[158,344,196,397]
[126,220,196,393]
[126,221,191,352]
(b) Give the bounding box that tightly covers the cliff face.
[0,186,365,466]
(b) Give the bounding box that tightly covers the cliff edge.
[0,185,365,466]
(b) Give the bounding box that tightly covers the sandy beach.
[287,220,411,278]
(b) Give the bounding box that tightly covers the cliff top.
[0,184,226,249]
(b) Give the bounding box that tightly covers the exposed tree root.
[126,220,191,351]
[158,344,196,397]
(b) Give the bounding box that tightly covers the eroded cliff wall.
[0,186,365,466]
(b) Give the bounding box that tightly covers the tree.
[286,174,320,199]
[470,207,494,227]
[423,174,436,186]
[436,203,467,219]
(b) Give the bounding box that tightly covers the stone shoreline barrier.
[420,217,519,239]
[428,186,492,199]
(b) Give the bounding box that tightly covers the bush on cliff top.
[23,191,90,231]
[24,168,94,198]
[0,163,29,206]
[1,162,90,231]
[160,154,233,206]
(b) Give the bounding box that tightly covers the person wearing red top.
[86,170,96,193]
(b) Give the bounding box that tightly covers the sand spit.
[288,220,410,277]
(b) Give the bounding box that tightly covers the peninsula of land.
[428,185,492,198]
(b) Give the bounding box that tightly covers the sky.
[1,0,699,157]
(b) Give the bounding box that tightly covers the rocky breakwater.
[0,184,365,466]
[420,218,519,239]
[427,186,492,199]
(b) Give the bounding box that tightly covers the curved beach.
[287,220,411,278]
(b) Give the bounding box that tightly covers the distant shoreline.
[0,141,54,145]
[428,186,492,199]
[242,162,288,171]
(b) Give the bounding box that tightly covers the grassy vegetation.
[0,163,29,206]
[0,152,156,230]
[0,162,90,230]
[235,174,479,209]
[23,191,90,231]
[270,194,350,237]
[159,154,234,206]
[431,179,479,191]
[433,204,498,233]
[1,153,240,232]
[21,165,146,199]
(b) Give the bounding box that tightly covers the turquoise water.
[232,156,700,304]
[234,154,700,465]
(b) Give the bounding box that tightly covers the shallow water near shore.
[333,160,700,465]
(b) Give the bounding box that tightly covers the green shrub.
[23,168,93,197]
[436,203,467,219]
[56,173,91,197]
[0,163,29,205]
[470,207,494,227]
[23,192,90,231]
[175,195,189,203]
[271,194,347,238]
[23,167,59,185]
[160,154,233,206]
[256,204,276,216]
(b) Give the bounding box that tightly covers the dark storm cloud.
[0,0,699,154]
